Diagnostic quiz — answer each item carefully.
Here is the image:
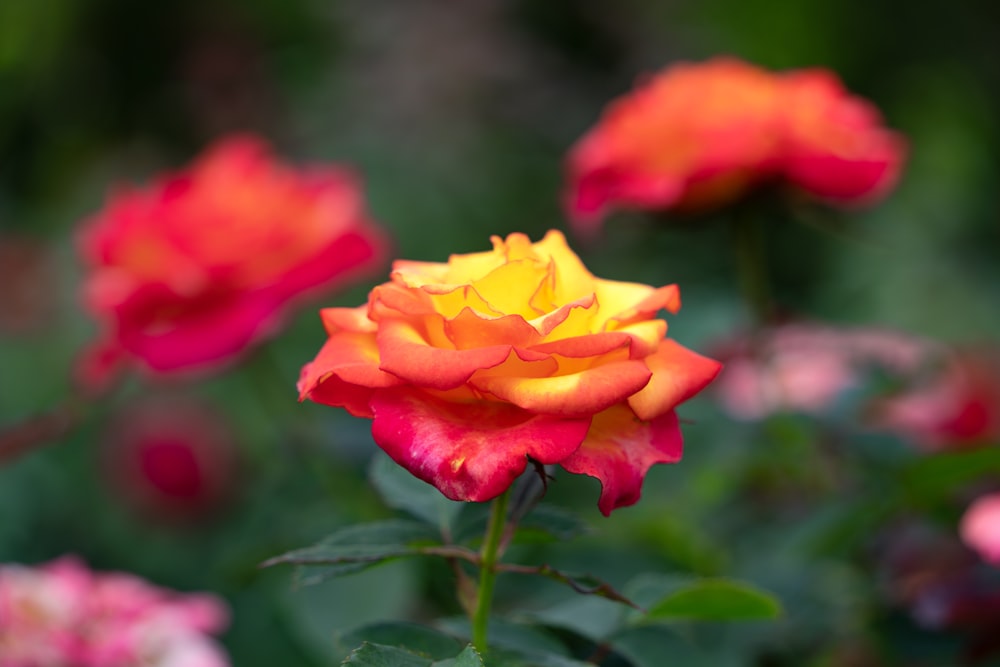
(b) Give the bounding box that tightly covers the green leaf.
[340,641,486,667]
[901,447,1000,505]
[433,645,485,667]
[334,622,464,662]
[644,579,783,622]
[342,642,433,666]
[370,452,463,532]
[260,519,441,585]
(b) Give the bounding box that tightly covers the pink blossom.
[962,494,1000,566]
[0,557,229,667]
[712,324,929,420]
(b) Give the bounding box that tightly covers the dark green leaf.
[902,447,1000,505]
[370,452,463,532]
[260,520,440,584]
[334,622,464,662]
[644,579,782,621]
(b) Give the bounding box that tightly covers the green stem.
[731,209,773,327]
[471,489,510,654]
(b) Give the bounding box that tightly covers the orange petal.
[628,339,723,420]
[444,308,543,350]
[370,388,591,502]
[471,358,652,417]
[369,282,436,320]
[298,331,401,417]
[377,318,512,390]
[320,305,377,335]
[560,405,683,515]
[528,331,632,358]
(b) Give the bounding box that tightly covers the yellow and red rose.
[298,230,721,515]
[77,135,389,386]
[566,57,906,232]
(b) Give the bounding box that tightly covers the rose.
[298,230,721,515]
[76,135,389,388]
[778,68,905,205]
[565,57,906,233]
[566,58,783,230]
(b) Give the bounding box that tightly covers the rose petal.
[628,339,723,420]
[604,283,682,328]
[560,405,683,515]
[370,388,591,502]
[377,318,512,390]
[444,308,543,350]
[298,331,402,417]
[320,305,377,334]
[471,357,652,417]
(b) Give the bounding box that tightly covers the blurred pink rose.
[962,494,1000,566]
[713,324,928,420]
[875,349,1000,451]
[0,557,229,667]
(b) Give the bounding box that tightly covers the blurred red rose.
[77,135,389,388]
[566,57,906,233]
[298,230,721,515]
[102,395,239,521]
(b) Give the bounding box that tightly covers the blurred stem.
[0,396,90,466]
[732,208,773,327]
[472,488,510,655]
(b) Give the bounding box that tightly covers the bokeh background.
[2,1,999,665]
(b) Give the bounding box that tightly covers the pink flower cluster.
[0,557,229,667]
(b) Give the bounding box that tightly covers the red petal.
[561,406,683,516]
[370,388,591,502]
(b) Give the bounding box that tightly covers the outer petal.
[628,339,724,420]
[561,405,683,516]
[376,318,512,390]
[471,358,652,417]
[370,388,591,502]
[320,305,377,334]
[298,330,402,417]
[603,284,682,329]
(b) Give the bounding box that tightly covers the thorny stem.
[471,489,511,655]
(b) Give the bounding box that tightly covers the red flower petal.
[370,388,591,502]
[560,405,683,516]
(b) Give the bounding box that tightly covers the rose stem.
[731,207,773,328]
[471,488,511,655]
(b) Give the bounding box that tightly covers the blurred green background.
[1,0,999,665]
